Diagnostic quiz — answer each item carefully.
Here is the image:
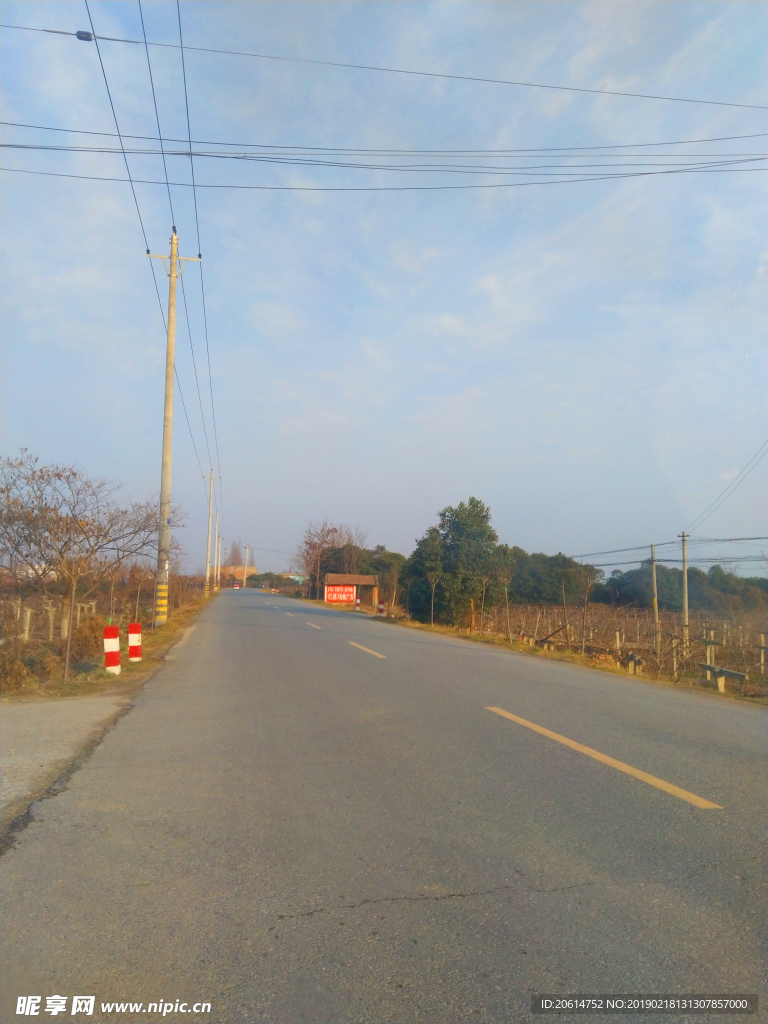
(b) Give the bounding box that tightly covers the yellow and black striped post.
[154,583,169,627]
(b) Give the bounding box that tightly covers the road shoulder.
[1,609,203,841]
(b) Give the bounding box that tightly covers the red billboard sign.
[325,585,355,603]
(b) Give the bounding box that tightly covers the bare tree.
[297,519,344,599]
[226,539,242,567]
[0,451,178,682]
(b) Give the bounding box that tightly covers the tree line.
[296,521,404,608]
[600,561,767,615]
[299,497,767,627]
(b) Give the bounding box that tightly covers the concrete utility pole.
[212,512,219,591]
[148,228,199,627]
[680,531,689,657]
[204,470,214,598]
[651,544,661,658]
[216,529,222,591]
[242,545,249,588]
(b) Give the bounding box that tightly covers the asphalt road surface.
[2,591,766,1023]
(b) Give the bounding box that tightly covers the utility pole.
[679,531,689,658]
[204,470,214,598]
[147,228,199,627]
[216,529,221,591]
[651,544,661,658]
[561,581,569,651]
[242,544,249,588]
[212,512,219,591]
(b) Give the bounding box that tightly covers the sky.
[2,1,766,575]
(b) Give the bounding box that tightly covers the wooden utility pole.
[204,470,214,598]
[679,532,689,657]
[651,544,661,658]
[147,228,199,626]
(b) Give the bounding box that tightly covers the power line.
[3,119,765,153]
[2,162,762,192]
[173,364,209,505]
[137,0,174,223]
[572,535,768,559]
[687,536,768,544]
[583,555,766,569]
[179,274,214,473]
[686,440,768,533]
[5,142,764,176]
[82,1,149,250]
[176,0,224,519]
[2,22,766,111]
[85,0,208,508]
[570,541,678,558]
[137,0,215,504]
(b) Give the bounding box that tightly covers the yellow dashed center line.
[486,706,723,810]
[307,622,321,630]
[348,641,386,659]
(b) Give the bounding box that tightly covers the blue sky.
[2,1,766,574]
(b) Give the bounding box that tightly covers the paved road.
[2,592,765,1023]
[1,691,132,833]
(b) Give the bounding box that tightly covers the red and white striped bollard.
[103,626,120,675]
[128,623,142,662]
[378,602,385,616]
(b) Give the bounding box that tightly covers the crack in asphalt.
[0,700,138,856]
[275,879,593,920]
[530,881,594,893]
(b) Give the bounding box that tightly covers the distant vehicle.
[271,588,279,593]
[233,584,240,590]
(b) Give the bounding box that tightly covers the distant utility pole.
[651,544,661,658]
[212,512,219,591]
[242,545,249,588]
[679,531,689,657]
[561,581,570,651]
[204,470,214,598]
[147,228,199,627]
[216,529,222,590]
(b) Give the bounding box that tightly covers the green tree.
[363,545,406,612]
[399,526,444,624]
[438,497,498,628]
